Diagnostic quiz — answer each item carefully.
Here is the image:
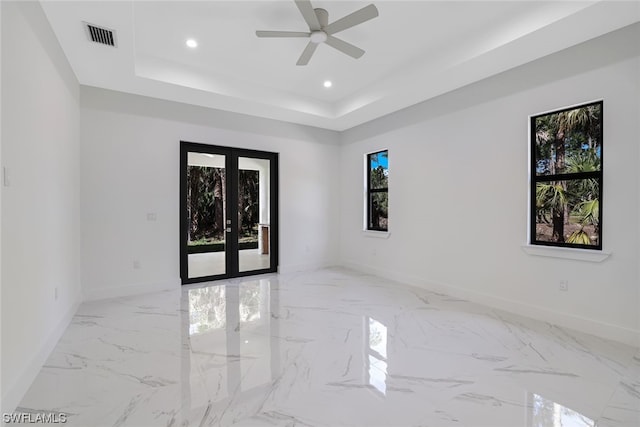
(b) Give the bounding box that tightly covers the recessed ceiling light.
[323,80,332,88]
[186,39,198,48]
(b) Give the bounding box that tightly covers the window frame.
[529,100,603,250]
[366,149,389,232]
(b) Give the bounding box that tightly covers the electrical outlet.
[133,260,141,269]
[559,280,569,292]
[54,287,58,300]
[146,213,157,221]
[3,166,10,187]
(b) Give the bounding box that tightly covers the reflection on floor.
[188,248,270,277]
[15,268,640,426]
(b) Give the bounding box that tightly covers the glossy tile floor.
[16,268,640,426]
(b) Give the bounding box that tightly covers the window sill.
[362,230,391,239]
[521,245,611,262]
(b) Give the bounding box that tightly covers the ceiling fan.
[256,0,379,66]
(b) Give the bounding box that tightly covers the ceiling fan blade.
[294,0,321,31]
[256,31,310,38]
[324,4,379,35]
[325,35,365,59]
[296,41,318,66]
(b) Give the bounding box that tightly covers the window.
[367,150,388,231]
[530,101,603,249]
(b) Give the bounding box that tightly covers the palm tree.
[567,198,599,245]
[536,182,568,227]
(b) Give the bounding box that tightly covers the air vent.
[84,22,117,47]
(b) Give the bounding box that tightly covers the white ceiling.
[40,1,640,131]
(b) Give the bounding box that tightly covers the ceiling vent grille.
[84,22,116,47]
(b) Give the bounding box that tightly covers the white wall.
[1,1,81,413]
[80,88,340,300]
[339,24,640,346]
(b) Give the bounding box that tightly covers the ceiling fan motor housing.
[310,31,327,44]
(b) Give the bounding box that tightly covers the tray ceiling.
[41,1,640,130]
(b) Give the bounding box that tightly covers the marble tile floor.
[14,268,640,426]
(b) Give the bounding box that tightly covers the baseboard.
[83,278,181,301]
[342,260,640,348]
[278,261,337,275]
[1,297,81,415]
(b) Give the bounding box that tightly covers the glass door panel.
[238,157,271,273]
[181,142,278,284]
[186,152,227,278]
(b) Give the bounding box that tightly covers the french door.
[180,142,278,284]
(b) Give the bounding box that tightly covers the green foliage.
[566,229,591,245]
[189,237,220,246]
[188,166,225,242]
[371,166,387,189]
[534,105,601,175]
[565,149,599,173]
[536,183,567,216]
[187,166,260,244]
[570,199,599,227]
[238,170,259,237]
[566,198,598,245]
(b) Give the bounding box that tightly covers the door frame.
[180,141,279,284]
